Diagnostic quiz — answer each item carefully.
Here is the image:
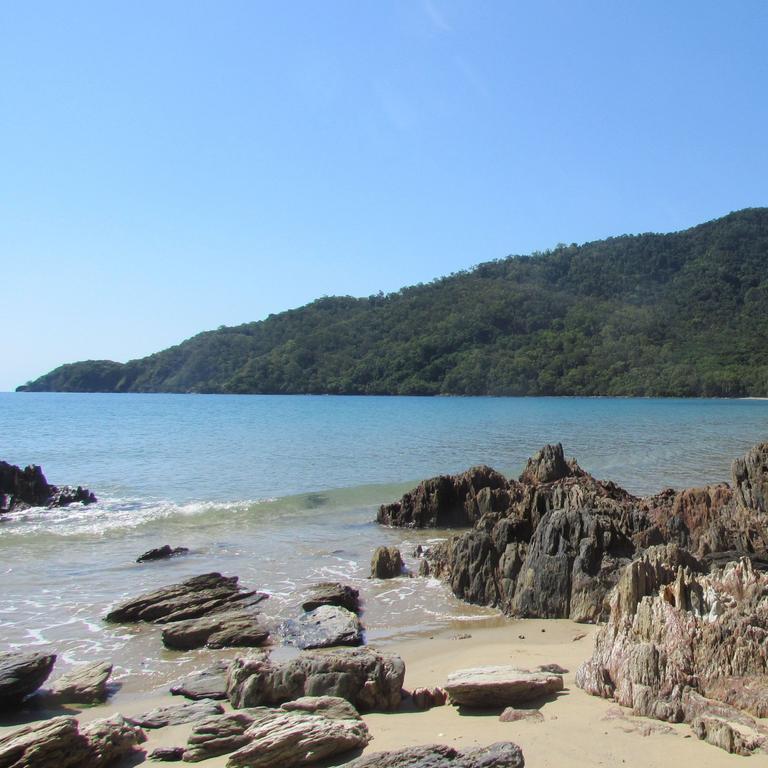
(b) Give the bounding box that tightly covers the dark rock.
[170,661,229,700]
[126,698,224,728]
[137,545,190,563]
[732,442,768,515]
[227,647,405,712]
[0,460,96,513]
[302,582,361,613]
[47,660,112,704]
[105,572,267,624]
[0,651,56,708]
[371,546,405,579]
[444,667,563,707]
[344,741,525,768]
[281,605,363,650]
[149,746,185,761]
[161,609,270,650]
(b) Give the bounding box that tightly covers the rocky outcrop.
[390,443,768,623]
[0,714,145,768]
[47,661,112,704]
[343,741,525,768]
[227,647,405,712]
[444,667,563,707]
[182,712,256,762]
[161,610,270,650]
[170,661,229,700]
[576,545,768,753]
[0,461,96,513]
[136,545,189,563]
[370,547,405,579]
[0,652,56,708]
[302,582,361,613]
[126,698,224,728]
[281,605,363,650]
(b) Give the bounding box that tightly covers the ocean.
[2,393,767,692]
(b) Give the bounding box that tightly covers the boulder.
[105,572,267,624]
[0,651,56,707]
[281,605,363,650]
[227,647,405,712]
[126,698,224,728]
[444,667,563,707]
[0,460,96,513]
[343,741,525,768]
[161,609,270,650]
[0,714,145,768]
[136,545,190,563]
[170,661,229,700]
[411,687,447,710]
[47,660,112,704]
[302,582,361,613]
[371,547,405,579]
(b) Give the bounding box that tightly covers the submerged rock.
[0,460,96,513]
[302,582,361,613]
[47,660,113,704]
[136,545,190,563]
[281,605,363,650]
[344,741,525,768]
[370,546,405,579]
[444,667,563,707]
[227,647,405,712]
[0,651,56,708]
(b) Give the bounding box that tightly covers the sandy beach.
[3,616,758,767]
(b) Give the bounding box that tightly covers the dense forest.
[19,208,768,397]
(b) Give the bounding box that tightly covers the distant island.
[18,208,768,397]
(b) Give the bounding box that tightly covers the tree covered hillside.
[19,208,768,397]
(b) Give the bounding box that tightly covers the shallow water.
[1,393,767,689]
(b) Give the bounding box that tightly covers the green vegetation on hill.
[18,208,768,397]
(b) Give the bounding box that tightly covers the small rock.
[281,605,363,650]
[302,582,361,613]
[161,609,270,650]
[126,698,224,728]
[137,545,190,563]
[499,706,544,722]
[370,546,405,579]
[411,687,448,710]
[149,746,185,761]
[453,633,472,640]
[535,663,568,674]
[445,666,563,707]
[170,661,228,700]
[47,660,113,704]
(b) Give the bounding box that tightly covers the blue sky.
[2,1,767,391]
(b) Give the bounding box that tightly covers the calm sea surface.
[1,393,767,691]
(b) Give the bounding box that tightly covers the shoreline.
[1,618,752,767]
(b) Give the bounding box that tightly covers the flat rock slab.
[343,741,525,768]
[227,647,405,712]
[0,651,56,707]
[126,698,224,728]
[170,661,229,700]
[162,609,269,650]
[445,667,563,707]
[302,582,361,613]
[105,572,267,625]
[282,605,363,650]
[47,660,113,704]
[281,695,361,721]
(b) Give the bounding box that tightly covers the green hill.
[18,208,768,397]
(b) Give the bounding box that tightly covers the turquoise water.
[1,393,767,690]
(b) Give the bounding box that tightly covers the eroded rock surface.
[170,662,229,700]
[344,741,525,768]
[0,652,56,708]
[370,547,405,579]
[281,605,363,650]
[445,667,563,708]
[47,660,113,704]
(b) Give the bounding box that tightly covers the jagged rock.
[344,741,525,768]
[137,545,189,563]
[0,714,145,768]
[732,442,768,515]
[227,647,405,712]
[444,667,563,707]
[149,746,185,761]
[302,582,361,613]
[377,466,509,528]
[170,661,229,700]
[371,546,405,579]
[280,695,361,720]
[519,443,577,485]
[182,712,256,762]
[0,460,96,513]
[411,687,447,710]
[576,545,768,753]
[0,651,56,707]
[499,707,544,723]
[161,609,270,650]
[281,605,363,650]
[47,661,112,704]
[105,572,267,624]
[126,698,224,728]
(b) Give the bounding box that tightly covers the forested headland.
[18,208,768,397]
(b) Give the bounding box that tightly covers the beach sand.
[2,617,757,767]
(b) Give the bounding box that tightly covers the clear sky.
[2,1,767,391]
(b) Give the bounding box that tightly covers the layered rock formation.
[382,443,768,622]
[0,652,56,707]
[281,605,363,650]
[0,461,96,513]
[344,741,525,768]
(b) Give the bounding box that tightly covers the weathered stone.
[227,647,405,712]
[518,443,576,485]
[535,664,568,674]
[126,698,224,728]
[302,582,361,613]
[161,610,269,650]
[182,712,256,762]
[280,695,361,720]
[411,686,447,710]
[47,661,112,704]
[105,572,267,625]
[170,661,229,700]
[370,546,405,579]
[444,667,563,707]
[149,746,185,761]
[0,651,56,707]
[344,741,525,768]
[499,707,544,723]
[137,545,189,563]
[0,460,96,513]
[281,605,363,650]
